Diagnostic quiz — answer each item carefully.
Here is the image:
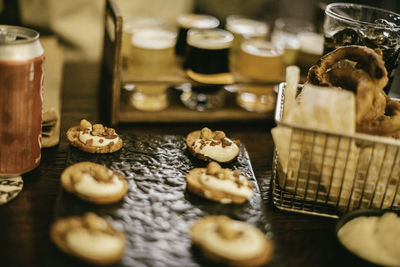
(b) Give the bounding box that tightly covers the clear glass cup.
[180,28,233,111]
[235,40,283,112]
[175,14,219,57]
[296,31,324,75]
[271,17,315,66]
[324,3,400,94]
[128,27,177,111]
[121,17,165,70]
[225,15,269,63]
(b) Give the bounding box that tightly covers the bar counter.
[0,62,354,267]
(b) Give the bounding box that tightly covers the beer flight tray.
[100,0,277,125]
[46,133,272,267]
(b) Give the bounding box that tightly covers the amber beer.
[0,25,44,176]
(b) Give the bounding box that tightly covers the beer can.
[0,25,44,177]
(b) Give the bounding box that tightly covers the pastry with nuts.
[186,127,240,163]
[186,162,254,204]
[61,162,128,204]
[50,212,125,265]
[191,216,273,267]
[66,119,122,153]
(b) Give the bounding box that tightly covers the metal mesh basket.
[272,83,400,218]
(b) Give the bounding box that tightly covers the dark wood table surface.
[0,63,358,267]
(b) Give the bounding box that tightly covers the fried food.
[357,95,400,136]
[307,45,388,125]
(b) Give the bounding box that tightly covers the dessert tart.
[191,216,273,267]
[61,162,128,204]
[186,162,253,204]
[186,127,240,163]
[66,119,122,153]
[50,212,125,265]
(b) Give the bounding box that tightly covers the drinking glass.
[324,3,400,93]
[225,15,269,63]
[180,28,233,111]
[235,40,283,112]
[128,27,177,111]
[271,17,315,66]
[121,17,165,70]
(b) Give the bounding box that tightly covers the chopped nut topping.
[207,162,221,175]
[201,127,213,141]
[92,124,105,136]
[83,213,110,232]
[106,128,116,135]
[232,170,241,178]
[105,134,118,139]
[210,141,220,146]
[216,219,243,240]
[71,173,83,184]
[221,138,232,148]
[213,131,226,140]
[86,139,94,146]
[80,119,92,130]
[94,168,113,183]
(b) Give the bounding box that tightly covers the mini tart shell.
[186,168,252,204]
[191,216,274,267]
[186,130,239,163]
[50,215,125,265]
[61,162,128,204]
[66,126,123,153]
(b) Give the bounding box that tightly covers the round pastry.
[50,212,125,265]
[186,162,253,204]
[66,119,123,153]
[307,45,388,125]
[186,127,240,163]
[61,162,128,204]
[191,216,273,267]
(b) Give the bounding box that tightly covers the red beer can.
[0,25,44,177]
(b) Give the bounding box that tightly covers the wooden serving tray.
[99,0,279,125]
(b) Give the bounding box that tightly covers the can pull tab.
[0,31,18,43]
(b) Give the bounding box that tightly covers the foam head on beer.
[129,28,177,76]
[237,40,283,82]
[226,16,269,38]
[132,28,176,50]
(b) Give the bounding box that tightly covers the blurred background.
[0,0,398,63]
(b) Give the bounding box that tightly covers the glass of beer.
[296,31,324,75]
[175,14,220,58]
[236,40,283,112]
[271,17,315,66]
[324,3,400,94]
[180,28,234,111]
[128,27,177,111]
[121,17,165,70]
[225,15,269,63]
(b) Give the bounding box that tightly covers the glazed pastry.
[50,212,125,265]
[61,162,128,204]
[186,127,240,163]
[186,162,253,204]
[191,216,273,267]
[66,119,123,153]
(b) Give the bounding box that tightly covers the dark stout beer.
[175,14,219,57]
[184,29,233,76]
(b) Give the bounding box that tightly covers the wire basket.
[272,83,400,218]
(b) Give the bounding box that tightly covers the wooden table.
[0,62,354,267]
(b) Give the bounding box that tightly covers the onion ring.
[357,96,400,136]
[307,45,388,124]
